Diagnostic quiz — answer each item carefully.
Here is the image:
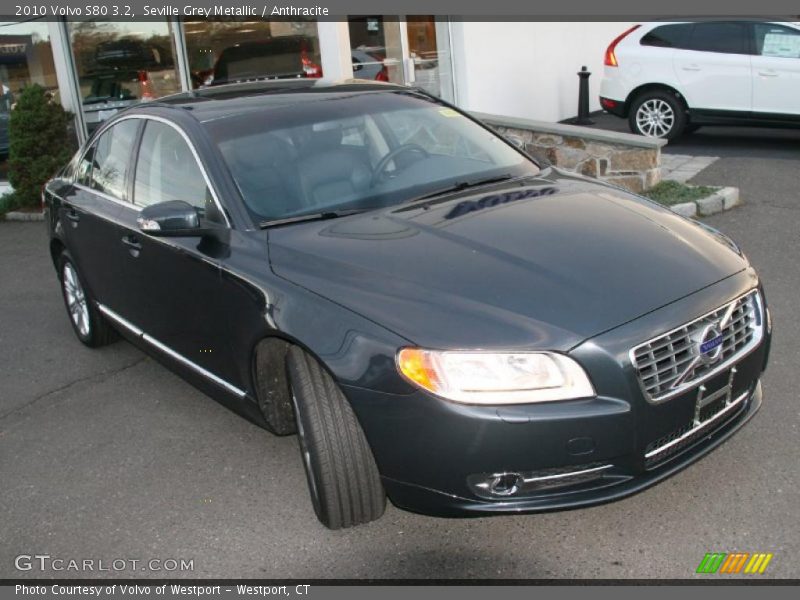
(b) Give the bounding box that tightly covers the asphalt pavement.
[1,121,798,579]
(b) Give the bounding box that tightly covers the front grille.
[631,290,763,402]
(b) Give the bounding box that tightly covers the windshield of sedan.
[203,91,540,224]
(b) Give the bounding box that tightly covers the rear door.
[751,23,800,116]
[673,22,753,112]
[61,119,140,312]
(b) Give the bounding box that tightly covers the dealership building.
[0,16,629,188]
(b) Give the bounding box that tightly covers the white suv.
[599,21,800,139]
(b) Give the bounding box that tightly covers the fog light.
[468,462,613,500]
[488,473,521,496]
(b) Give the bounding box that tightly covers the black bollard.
[575,66,594,125]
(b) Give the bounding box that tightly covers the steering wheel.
[370,144,430,188]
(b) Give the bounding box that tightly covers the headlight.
[396,348,595,405]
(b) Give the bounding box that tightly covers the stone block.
[604,174,645,193]
[609,149,658,171]
[696,193,724,216]
[671,202,697,218]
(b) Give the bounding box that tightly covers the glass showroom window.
[68,20,181,133]
[0,19,58,181]
[184,19,321,88]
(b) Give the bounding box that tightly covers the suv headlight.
[397,348,595,405]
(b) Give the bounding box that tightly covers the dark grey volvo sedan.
[44,80,771,529]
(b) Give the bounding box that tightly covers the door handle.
[681,65,701,71]
[65,208,80,223]
[758,70,778,77]
[121,235,142,257]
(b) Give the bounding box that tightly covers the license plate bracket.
[693,367,737,425]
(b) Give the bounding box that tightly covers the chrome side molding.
[96,303,247,398]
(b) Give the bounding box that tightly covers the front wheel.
[287,347,386,529]
[628,91,686,140]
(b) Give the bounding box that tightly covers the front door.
[751,23,800,116]
[115,117,245,389]
[115,119,263,392]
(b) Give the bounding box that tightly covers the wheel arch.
[249,330,364,436]
[49,237,66,268]
[625,83,689,117]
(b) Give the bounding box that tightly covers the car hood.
[268,173,747,350]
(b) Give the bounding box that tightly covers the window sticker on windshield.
[762,33,800,58]
[438,108,460,118]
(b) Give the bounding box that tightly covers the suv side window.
[87,119,139,200]
[755,24,800,58]
[641,24,692,49]
[688,22,749,55]
[133,120,225,224]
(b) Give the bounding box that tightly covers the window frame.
[73,119,142,206]
[74,113,232,228]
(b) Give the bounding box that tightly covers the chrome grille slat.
[630,290,764,402]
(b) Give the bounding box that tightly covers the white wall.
[451,22,635,122]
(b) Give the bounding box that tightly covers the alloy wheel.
[635,98,675,138]
[62,262,90,338]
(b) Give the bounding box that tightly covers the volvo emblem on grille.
[696,323,724,364]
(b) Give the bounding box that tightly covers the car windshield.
[203,91,540,224]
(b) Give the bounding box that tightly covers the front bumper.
[378,381,761,517]
[344,271,771,518]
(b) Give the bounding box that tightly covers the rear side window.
[641,24,692,49]
[755,24,800,58]
[132,121,224,224]
[688,22,749,55]
[86,119,139,200]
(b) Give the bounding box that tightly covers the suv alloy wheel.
[629,90,686,139]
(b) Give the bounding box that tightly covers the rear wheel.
[629,90,686,140]
[57,251,116,347]
[287,347,385,529]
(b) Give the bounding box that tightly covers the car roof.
[133,78,412,123]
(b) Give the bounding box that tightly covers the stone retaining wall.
[472,112,667,193]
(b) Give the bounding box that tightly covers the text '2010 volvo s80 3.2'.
[44,79,772,529]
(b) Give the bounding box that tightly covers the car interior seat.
[294,125,372,209]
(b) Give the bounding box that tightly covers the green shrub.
[642,180,718,206]
[8,85,73,209]
[0,191,19,216]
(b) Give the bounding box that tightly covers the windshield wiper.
[259,209,366,229]
[407,174,518,205]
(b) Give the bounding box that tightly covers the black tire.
[287,347,385,529]
[57,251,116,348]
[628,90,686,140]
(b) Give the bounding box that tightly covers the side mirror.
[137,200,211,237]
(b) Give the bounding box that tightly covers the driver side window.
[133,121,225,224]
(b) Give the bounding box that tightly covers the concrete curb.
[4,210,45,222]
[670,186,740,218]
